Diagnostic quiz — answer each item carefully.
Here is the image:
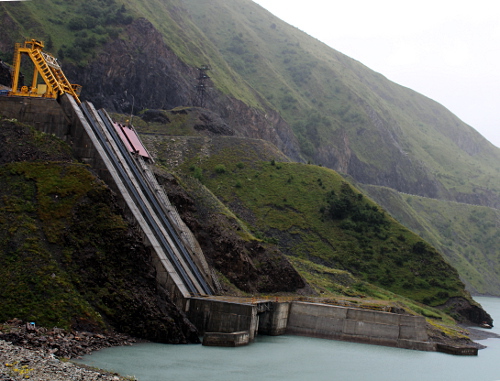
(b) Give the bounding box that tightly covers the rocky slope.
[0,319,136,360]
[64,17,302,163]
[154,168,308,295]
[0,339,129,381]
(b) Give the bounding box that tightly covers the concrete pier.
[258,302,290,336]
[203,331,250,347]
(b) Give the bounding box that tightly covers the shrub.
[64,46,83,61]
[68,17,87,31]
[107,28,120,40]
[323,183,387,229]
[45,36,53,50]
[57,48,65,60]
[94,25,106,35]
[75,36,97,52]
[402,280,414,289]
[339,219,356,231]
[412,241,427,254]
[436,291,449,300]
[190,166,202,181]
[380,275,395,286]
[353,282,369,293]
[214,164,226,174]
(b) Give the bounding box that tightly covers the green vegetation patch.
[0,160,141,331]
[8,162,101,242]
[2,0,134,64]
[174,151,466,306]
[362,184,500,295]
[0,163,104,328]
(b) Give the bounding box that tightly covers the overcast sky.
[252,0,500,148]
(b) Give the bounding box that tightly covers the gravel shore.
[0,340,133,381]
[0,320,138,381]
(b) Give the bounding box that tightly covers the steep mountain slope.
[179,0,500,207]
[1,0,499,297]
[360,184,500,295]
[3,0,499,208]
[0,116,199,343]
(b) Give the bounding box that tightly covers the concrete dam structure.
[0,94,466,354]
[188,298,434,351]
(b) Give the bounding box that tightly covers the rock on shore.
[0,319,138,380]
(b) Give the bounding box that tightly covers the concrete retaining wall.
[188,298,259,341]
[188,299,434,351]
[258,302,290,336]
[287,302,434,351]
[0,96,69,137]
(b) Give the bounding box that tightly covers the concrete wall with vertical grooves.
[287,301,434,351]
[187,298,435,351]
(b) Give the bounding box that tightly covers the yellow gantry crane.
[9,39,81,103]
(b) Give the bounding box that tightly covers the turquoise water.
[77,297,500,381]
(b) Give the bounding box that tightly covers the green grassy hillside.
[360,184,500,295]
[0,0,134,62]
[0,160,112,329]
[152,136,466,307]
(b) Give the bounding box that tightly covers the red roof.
[114,123,150,159]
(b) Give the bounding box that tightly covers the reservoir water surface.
[77,297,500,381]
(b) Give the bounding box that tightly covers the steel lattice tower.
[195,65,211,108]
